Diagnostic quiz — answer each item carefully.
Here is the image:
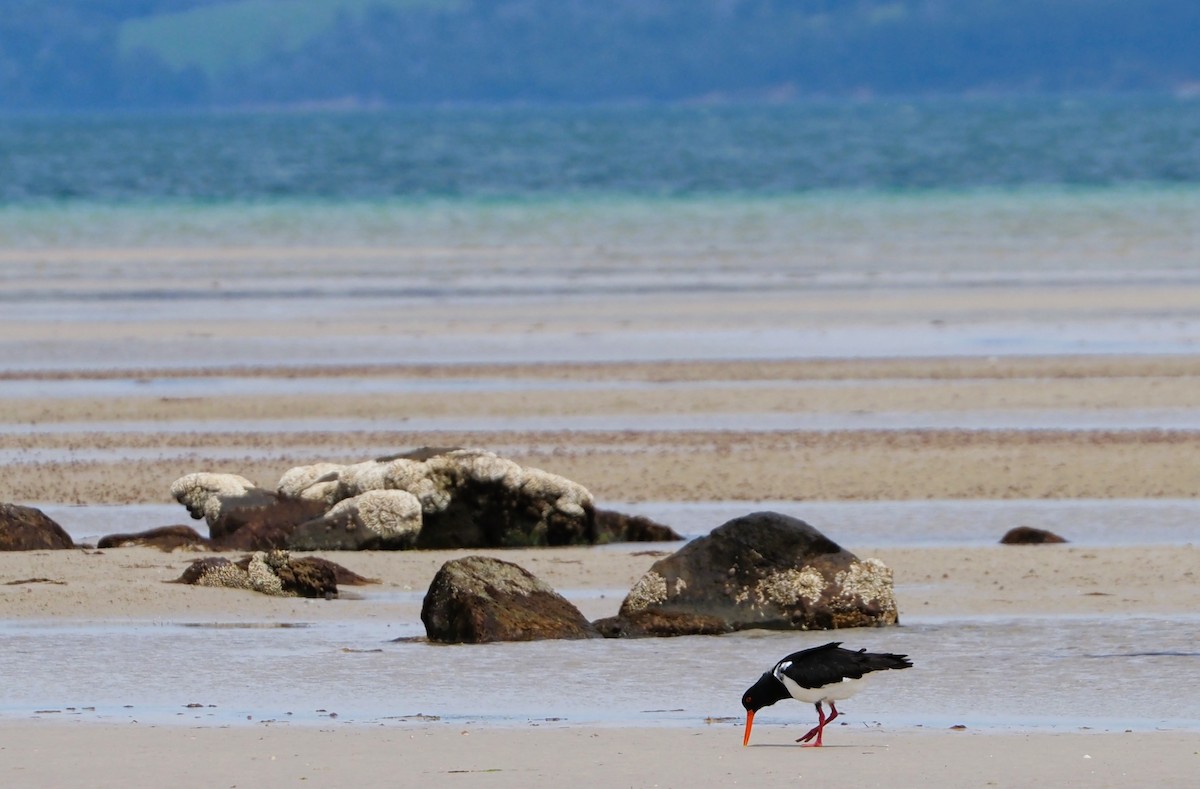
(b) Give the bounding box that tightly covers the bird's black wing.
[774,642,911,689]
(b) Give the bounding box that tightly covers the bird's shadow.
[747,743,886,749]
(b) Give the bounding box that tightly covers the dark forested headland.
[4,0,1200,111]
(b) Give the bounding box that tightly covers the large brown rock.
[421,555,601,643]
[0,503,74,551]
[597,511,898,637]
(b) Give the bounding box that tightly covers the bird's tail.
[856,649,913,672]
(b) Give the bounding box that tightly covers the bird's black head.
[741,671,789,712]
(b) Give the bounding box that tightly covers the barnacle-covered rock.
[173,550,343,598]
[343,447,596,548]
[596,511,898,637]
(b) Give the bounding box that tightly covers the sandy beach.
[3,723,1197,788]
[3,255,1200,786]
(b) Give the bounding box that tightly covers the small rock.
[97,525,210,551]
[594,509,684,543]
[1000,526,1067,545]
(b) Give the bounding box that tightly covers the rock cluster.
[422,511,900,643]
[166,447,599,551]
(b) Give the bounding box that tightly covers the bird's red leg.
[796,702,826,745]
[812,703,826,747]
[809,703,840,746]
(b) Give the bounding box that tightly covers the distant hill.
[117,0,444,77]
[3,0,1199,111]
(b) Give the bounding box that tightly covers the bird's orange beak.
[743,710,755,746]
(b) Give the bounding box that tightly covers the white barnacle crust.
[328,489,422,537]
[519,467,593,516]
[301,480,341,504]
[277,463,344,501]
[169,472,258,525]
[445,449,525,486]
[339,460,391,496]
[382,459,450,513]
[406,456,460,513]
[193,551,291,597]
[751,567,827,608]
[194,561,253,591]
[246,551,287,596]
[833,558,897,611]
[458,448,520,484]
[416,480,452,513]
[382,458,428,491]
[623,570,669,612]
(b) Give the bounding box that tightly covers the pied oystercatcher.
[741,641,912,746]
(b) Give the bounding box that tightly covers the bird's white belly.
[780,674,866,704]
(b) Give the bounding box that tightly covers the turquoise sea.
[3,97,1199,324]
[5,97,1200,203]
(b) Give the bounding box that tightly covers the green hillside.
[118,0,453,76]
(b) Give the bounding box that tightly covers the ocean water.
[3,97,1200,369]
[5,97,1200,204]
[2,97,1200,272]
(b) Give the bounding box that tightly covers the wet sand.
[4,355,1200,505]
[2,542,1199,623]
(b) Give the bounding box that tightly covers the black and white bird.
[741,641,912,747]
